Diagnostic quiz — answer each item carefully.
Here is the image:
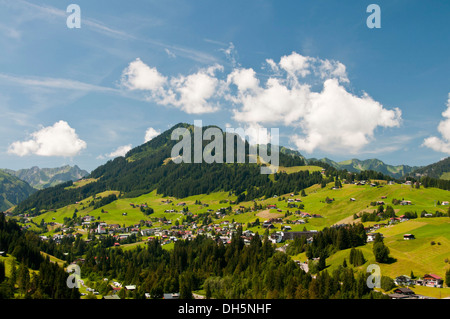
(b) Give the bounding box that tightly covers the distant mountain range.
[0,170,35,211]
[1,165,89,190]
[306,157,421,179]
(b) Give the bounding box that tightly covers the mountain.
[0,170,36,211]
[2,165,89,190]
[306,157,419,179]
[13,123,322,216]
[410,157,450,180]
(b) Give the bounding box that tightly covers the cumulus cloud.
[423,94,450,154]
[226,52,401,154]
[107,144,132,158]
[144,127,160,142]
[121,59,224,114]
[120,52,401,154]
[120,58,167,92]
[8,120,87,157]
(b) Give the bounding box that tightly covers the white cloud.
[144,127,160,142]
[8,120,87,157]
[423,94,450,154]
[106,144,132,158]
[279,51,312,78]
[120,58,167,92]
[226,52,401,154]
[165,48,176,59]
[121,59,224,114]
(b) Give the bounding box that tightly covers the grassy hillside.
[0,170,35,211]
[28,179,450,295]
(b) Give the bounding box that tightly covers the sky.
[0,0,449,172]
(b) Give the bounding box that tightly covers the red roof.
[425,274,442,280]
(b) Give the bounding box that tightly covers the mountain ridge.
[0,170,36,211]
[2,165,89,190]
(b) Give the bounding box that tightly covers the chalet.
[177,202,186,206]
[267,204,277,209]
[400,200,412,206]
[399,215,409,222]
[403,234,415,240]
[442,201,449,206]
[83,215,95,222]
[282,225,292,231]
[294,198,302,202]
[350,198,356,202]
[394,275,413,286]
[381,196,387,199]
[393,287,415,295]
[269,232,284,244]
[423,274,443,287]
[262,221,274,229]
[367,233,383,242]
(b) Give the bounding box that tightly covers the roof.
[424,274,442,280]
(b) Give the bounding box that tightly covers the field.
[28,180,450,294]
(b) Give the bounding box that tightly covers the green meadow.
[29,179,450,290]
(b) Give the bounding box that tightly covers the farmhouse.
[422,274,443,287]
[394,275,413,286]
[403,234,415,240]
[442,201,449,206]
[400,200,412,206]
[366,233,383,242]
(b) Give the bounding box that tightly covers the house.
[393,287,415,295]
[267,204,277,209]
[177,202,186,206]
[394,275,413,286]
[367,233,383,242]
[125,285,136,290]
[282,225,292,231]
[163,293,179,299]
[350,198,356,202]
[403,234,415,240]
[400,200,412,206]
[442,201,449,206]
[423,274,443,287]
[269,232,284,244]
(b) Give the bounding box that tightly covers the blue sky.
[0,0,449,172]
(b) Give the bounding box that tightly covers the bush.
[381,276,396,292]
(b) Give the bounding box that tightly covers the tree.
[380,275,396,292]
[373,241,390,263]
